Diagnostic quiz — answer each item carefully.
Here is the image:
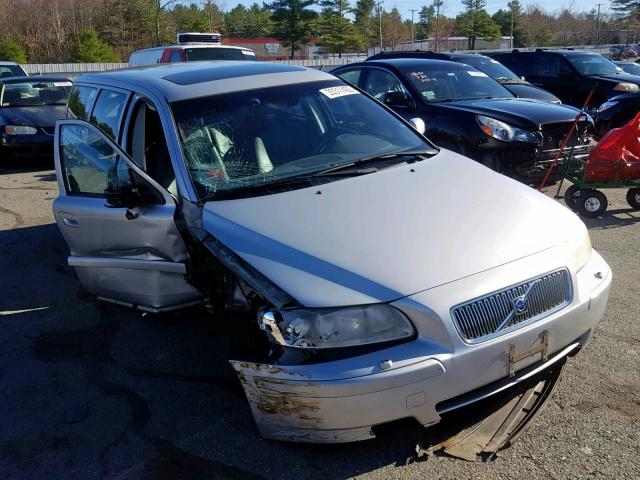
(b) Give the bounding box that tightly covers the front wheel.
[563,185,581,210]
[626,188,640,210]
[577,190,608,218]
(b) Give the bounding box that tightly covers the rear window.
[184,48,257,62]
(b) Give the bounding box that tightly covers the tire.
[577,190,608,218]
[627,188,640,210]
[563,185,581,210]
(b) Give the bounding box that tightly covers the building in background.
[225,38,325,60]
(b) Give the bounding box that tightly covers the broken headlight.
[260,304,415,349]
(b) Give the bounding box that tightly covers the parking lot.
[1,163,639,480]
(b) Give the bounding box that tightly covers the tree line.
[0,0,635,63]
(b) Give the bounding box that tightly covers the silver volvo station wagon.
[52,62,611,444]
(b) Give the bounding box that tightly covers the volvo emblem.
[513,297,528,314]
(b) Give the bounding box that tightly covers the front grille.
[540,121,592,155]
[451,269,572,343]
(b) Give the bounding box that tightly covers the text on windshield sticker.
[319,85,359,98]
[467,71,488,77]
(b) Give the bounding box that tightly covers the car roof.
[369,50,485,61]
[132,44,252,53]
[349,58,474,69]
[0,75,71,84]
[75,61,335,102]
[496,49,600,58]
[0,61,22,66]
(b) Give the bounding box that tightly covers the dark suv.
[490,49,640,109]
[367,51,561,103]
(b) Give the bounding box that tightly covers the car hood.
[440,98,580,129]
[0,105,66,128]
[202,151,584,308]
[591,72,640,86]
[502,83,561,103]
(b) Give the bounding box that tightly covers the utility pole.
[376,1,384,52]
[595,3,603,48]
[433,0,442,52]
[410,9,417,44]
[509,1,515,49]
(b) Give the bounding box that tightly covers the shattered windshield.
[171,80,431,201]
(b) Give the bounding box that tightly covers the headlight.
[259,304,415,349]
[476,115,540,143]
[597,100,618,113]
[613,82,639,92]
[567,223,592,271]
[4,125,38,135]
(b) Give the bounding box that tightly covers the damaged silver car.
[52,62,612,445]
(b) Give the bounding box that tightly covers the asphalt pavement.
[0,163,638,480]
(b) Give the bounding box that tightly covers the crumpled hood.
[0,105,66,128]
[203,151,583,308]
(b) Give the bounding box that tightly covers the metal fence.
[21,45,619,78]
[22,56,366,78]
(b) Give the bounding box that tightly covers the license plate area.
[508,330,549,377]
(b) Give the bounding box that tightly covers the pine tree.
[267,0,317,58]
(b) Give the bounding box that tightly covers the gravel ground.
[0,163,638,480]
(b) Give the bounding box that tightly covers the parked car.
[0,76,72,160]
[367,51,561,103]
[0,61,27,78]
[51,61,611,444]
[128,32,257,66]
[613,60,640,76]
[332,58,594,175]
[609,44,640,60]
[594,92,640,136]
[490,49,640,110]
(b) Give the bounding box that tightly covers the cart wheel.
[577,190,608,218]
[563,185,581,210]
[626,188,640,210]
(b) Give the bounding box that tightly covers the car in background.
[613,60,640,76]
[490,49,640,111]
[0,61,27,79]
[51,61,610,444]
[594,92,640,136]
[609,44,640,60]
[0,76,72,160]
[367,51,561,104]
[128,32,256,66]
[332,58,594,176]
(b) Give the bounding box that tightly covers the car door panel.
[52,119,202,311]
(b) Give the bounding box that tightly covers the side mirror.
[384,91,412,108]
[105,182,142,209]
[409,117,426,135]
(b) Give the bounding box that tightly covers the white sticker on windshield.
[424,91,436,100]
[319,85,359,99]
[468,71,488,77]
[241,50,256,56]
[53,82,73,87]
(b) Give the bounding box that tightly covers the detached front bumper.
[232,249,611,443]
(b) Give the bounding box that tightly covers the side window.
[364,69,406,100]
[536,54,564,77]
[336,68,362,87]
[169,51,182,63]
[59,124,132,196]
[68,86,98,120]
[90,89,128,140]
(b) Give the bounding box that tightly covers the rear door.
[52,96,201,311]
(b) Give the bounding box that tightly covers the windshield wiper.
[208,175,316,200]
[316,149,438,176]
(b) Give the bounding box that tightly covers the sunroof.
[163,63,304,85]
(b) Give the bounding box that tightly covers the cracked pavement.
[1,163,639,479]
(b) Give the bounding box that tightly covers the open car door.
[52,120,202,312]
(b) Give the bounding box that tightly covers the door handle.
[61,217,79,228]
